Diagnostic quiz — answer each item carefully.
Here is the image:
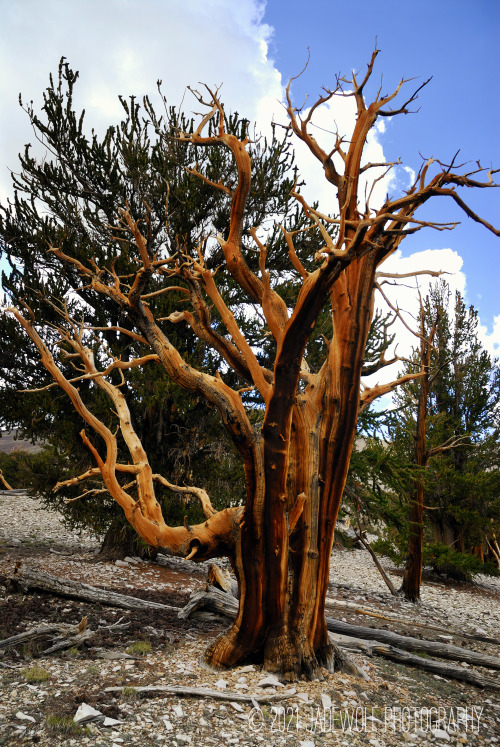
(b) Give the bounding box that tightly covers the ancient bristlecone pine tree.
[9,52,498,679]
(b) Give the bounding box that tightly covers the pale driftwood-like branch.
[10,566,180,612]
[325,617,500,671]
[327,633,500,691]
[427,434,473,458]
[376,269,446,282]
[325,599,500,644]
[375,281,431,344]
[0,615,129,656]
[104,684,298,704]
[24,353,161,392]
[53,465,138,493]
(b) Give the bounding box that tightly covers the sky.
[1,0,499,396]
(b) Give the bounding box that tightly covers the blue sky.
[263,0,499,334]
[1,0,499,366]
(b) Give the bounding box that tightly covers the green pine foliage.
[383,281,500,575]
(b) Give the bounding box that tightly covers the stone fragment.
[74,703,103,723]
[431,728,451,741]
[320,692,332,709]
[256,675,283,688]
[15,712,36,723]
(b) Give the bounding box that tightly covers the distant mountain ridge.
[0,430,41,454]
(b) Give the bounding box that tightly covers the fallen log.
[202,565,498,646]
[0,617,129,656]
[104,684,298,704]
[329,632,499,690]
[324,599,500,645]
[369,642,500,691]
[178,586,238,619]
[206,563,238,598]
[10,565,179,612]
[324,617,500,670]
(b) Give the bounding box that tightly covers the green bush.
[423,543,499,582]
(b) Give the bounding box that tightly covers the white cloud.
[363,248,466,391]
[479,315,500,359]
[0,0,282,202]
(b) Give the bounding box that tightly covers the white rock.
[230,701,244,712]
[295,692,309,703]
[173,704,184,717]
[215,678,228,690]
[256,675,283,688]
[16,712,36,723]
[238,665,255,673]
[162,718,173,731]
[74,702,103,723]
[115,559,128,567]
[321,693,332,709]
[299,741,315,747]
[103,717,122,727]
[431,728,451,741]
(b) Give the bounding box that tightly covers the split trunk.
[203,258,376,680]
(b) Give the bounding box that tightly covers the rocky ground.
[0,491,499,746]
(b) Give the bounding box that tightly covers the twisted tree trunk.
[204,258,376,680]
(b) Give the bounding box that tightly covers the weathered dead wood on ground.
[207,563,238,597]
[328,632,499,690]
[370,643,500,691]
[353,529,397,596]
[325,618,500,670]
[0,617,129,655]
[10,565,179,612]
[104,684,298,703]
[178,586,238,619]
[204,564,499,645]
[180,585,369,680]
[325,599,500,644]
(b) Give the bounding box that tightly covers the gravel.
[0,491,499,745]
